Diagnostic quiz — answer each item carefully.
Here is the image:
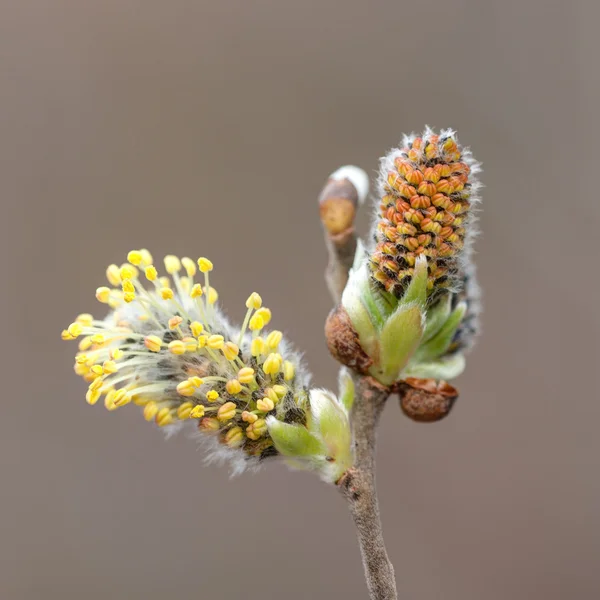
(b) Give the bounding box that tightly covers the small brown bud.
[398,377,458,422]
[319,178,359,236]
[325,305,373,374]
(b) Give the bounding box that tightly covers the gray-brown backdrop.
[2,1,598,599]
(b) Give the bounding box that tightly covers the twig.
[338,377,397,600]
[319,168,398,599]
[319,166,368,303]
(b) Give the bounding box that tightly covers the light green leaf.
[309,390,352,458]
[403,352,466,380]
[338,369,355,414]
[415,301,467,362]
[401,255,428,307]
[423,294,452,342]
[372,305,424,385]
[266,418,326,458]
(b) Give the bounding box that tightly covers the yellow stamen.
[249,314,265,332]
[140,249,153,265]
[67,322,83,338]
[127,250,143,266]
[246,292,262,310]
[143,401,159,421]
[251,337,265,357]
[168,316,183,330]
[237,367,255,384]
[168,340,186,355]
[164,255,181,274]
[144,335,163,352]
[177,402,194,419]
[255,308,272,325]
[222,342,239,361]
[225,426,244,448]
[206,390,220,402]
[262,353,281,375]
[76,313,94,326]
[217,402,236,421]
[182,337,198,352]
[106,264,121,286]
[200,417,219,430]
[206,286,218,305]
[266,330,283,349]
[190,405,206,419]
[145,265,158,281]
[156,407,173,427]
[177,380,197,397]
[190,321,204,337]
[86,388,101,405]
[197,257,213,273]
[226,379,242,395]
[256,398,275,412]
[207,335,224,350]
[120,264,137,281]
[102,360,118,374]
[181,257,196,277]
[242,411,258,423]
[283,360,295,381]
[95,287,111,303]
[160,287,174,300]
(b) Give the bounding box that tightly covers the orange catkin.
[370,128,480,299]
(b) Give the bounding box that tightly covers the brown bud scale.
[398,377,458,422]
[325,305,373,374]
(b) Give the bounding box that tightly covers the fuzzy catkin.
[371,127,481,300]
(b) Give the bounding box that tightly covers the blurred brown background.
[1,1,598,599]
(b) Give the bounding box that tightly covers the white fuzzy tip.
[330,165,369,206]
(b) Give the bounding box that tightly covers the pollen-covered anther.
[263,353,282,375]
[237,367,255,384]
[190,284,203,298]
[144,335,162,352]
[168,316,183,330]
[197,257,213,273]
[242,411,258,423]
[155,407,174,427]
[226,379,243,395]
[199,416,219,430]
[266,330,283,349]
[256,398,275,412]
[177,379,197,397]
[222,342,239,361]
[206,390,220,402]
[225,426,244,448]
[164,255,181,274]
[249,314,265,332]
[207,335,224,350]
[246,292,262,310]
[251,337,265,356]
[177,402,194,419]
[190,405,205,419]
[181,257,196,277]
[95,287,111,304]
[217,402,236,422]
[145,265,158,281]
[160,287,174,300]
[168,340,186,355]
[246,418,267,440]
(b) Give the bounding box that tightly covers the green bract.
[341,244,468,386]
[266,386,354,484]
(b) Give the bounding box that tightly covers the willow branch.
[319,166,368,303]
[338,377,397,600]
